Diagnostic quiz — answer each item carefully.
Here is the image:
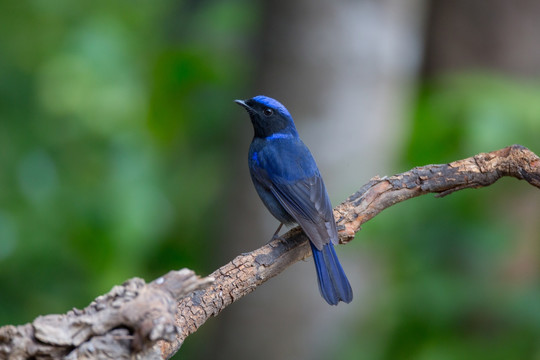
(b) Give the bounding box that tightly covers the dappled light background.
[1,1,540,359]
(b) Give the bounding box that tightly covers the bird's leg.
[269,223,284,243]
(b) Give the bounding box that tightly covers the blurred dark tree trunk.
[423,0,540,76]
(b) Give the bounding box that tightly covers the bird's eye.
[263,108,274,116]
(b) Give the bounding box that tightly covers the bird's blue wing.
[269,174,338,250]
[251,139,339,250]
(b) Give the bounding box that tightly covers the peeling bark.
[0,269,213,359]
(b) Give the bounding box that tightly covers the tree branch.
[1,145,539,359]
[160,144,540,358]
[0,270,214,359]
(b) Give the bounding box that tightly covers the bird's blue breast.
[249,136,319,182]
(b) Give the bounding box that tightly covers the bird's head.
[235,95,298,139]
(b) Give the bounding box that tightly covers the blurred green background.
[1,1,540,359]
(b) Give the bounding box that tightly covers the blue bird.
[235,95,353,305]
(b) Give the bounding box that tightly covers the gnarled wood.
[0,269,213,359]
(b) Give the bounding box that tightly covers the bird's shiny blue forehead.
[252,95,292,118]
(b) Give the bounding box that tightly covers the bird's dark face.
[235,95,298,139]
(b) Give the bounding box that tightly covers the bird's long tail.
[310,242,353,305]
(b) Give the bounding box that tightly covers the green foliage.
[407,74,540,164]
[0,0,256,329]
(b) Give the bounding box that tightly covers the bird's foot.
[269,234,285,243]
[268,223,284,243]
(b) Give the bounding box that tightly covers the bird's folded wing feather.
[269,174,339,251]
[250,140,339,250]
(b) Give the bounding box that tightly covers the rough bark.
[1,144,539,360]
[0,269,214,359]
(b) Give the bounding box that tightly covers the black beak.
[234,99,252,111]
